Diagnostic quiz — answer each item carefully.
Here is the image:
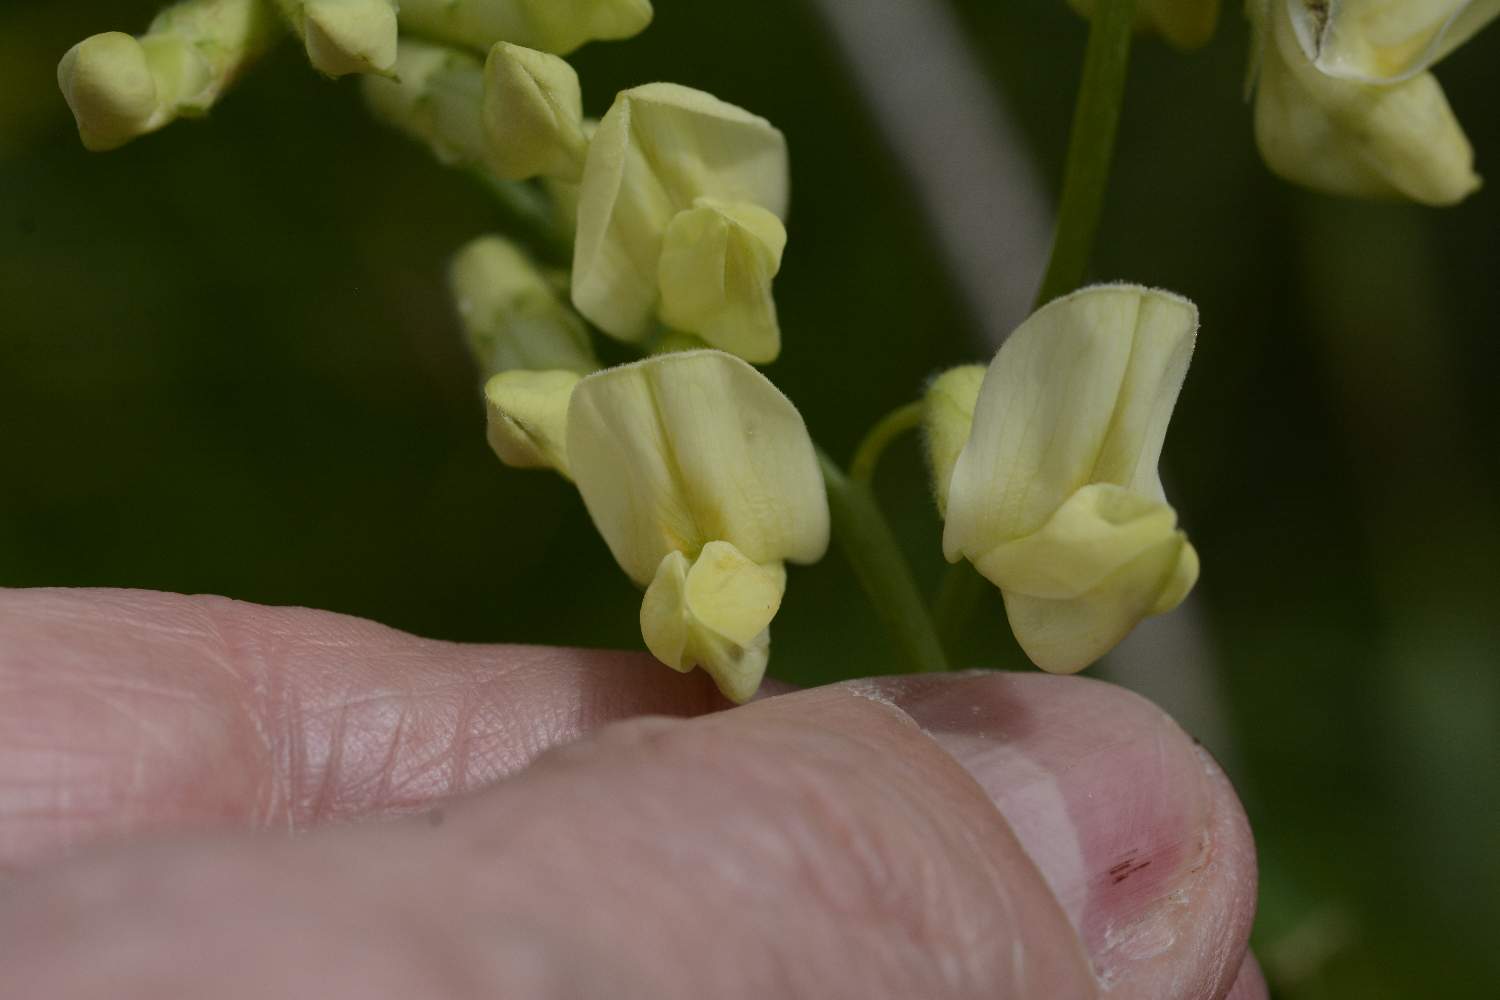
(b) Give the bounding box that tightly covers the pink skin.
[0,588,1264,999]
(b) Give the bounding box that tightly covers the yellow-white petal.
[450,236,598,377]
[1254,0,1480,205]
[640,542,785,703]
[484,369,581,476]
[482,42,588,181]
[572,84,789,345]
[1002,530,1198,674]
[565,350,828,586]
[921,365,985,517]
[58,0,277,151]
[1069,0,1221,49]
[398,0,653,55]
[657,199,786,363]
[1288,0,1499,82]
[970,483,1188,601]
[943,284,1196,565]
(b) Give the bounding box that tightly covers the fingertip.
[866,671,1258,999]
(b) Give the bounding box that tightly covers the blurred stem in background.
[935,0,1138,659]
[1033,0,1136,307]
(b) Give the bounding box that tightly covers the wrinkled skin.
[0,588,1263,999]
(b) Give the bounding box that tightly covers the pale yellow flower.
[571,84,789,363]
[939,285,1199,673]
[1251,0,1481,205]
[566,350,828,701]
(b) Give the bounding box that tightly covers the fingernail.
[887,672,1215,983]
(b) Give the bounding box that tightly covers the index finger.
[0,587,726,871]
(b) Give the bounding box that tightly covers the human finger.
[0,587,725,871]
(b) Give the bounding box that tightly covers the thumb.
[0,674,1255,1000]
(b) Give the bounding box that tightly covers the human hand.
[0,588,1262,999]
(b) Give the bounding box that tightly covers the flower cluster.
[60,0,1214,701]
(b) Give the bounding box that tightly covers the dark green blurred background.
[3,1,1497,996]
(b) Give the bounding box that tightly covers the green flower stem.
[818,447,950,674]
[937,0,1137,655]
[850,401,925,485]
[1033,0,1138,308]
[933,560,987,661]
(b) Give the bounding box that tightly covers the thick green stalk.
[937,0,1137,654]
[819,448,949,674]
[1033,0,1138,308]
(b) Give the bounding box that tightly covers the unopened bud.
[450,235,598,376]
[482,42,588,181]
[921,365,985,517]
[484,369,581,476]
[363,39,491,169]
[277,0,398,77]
[58,0,277,151]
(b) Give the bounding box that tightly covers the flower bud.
[1252,0,1480,205]
[484,369,581,476]
[363,40,492,170]
[1287,0,1499,82]
[276,0,398,77]
[481,42,588,181]
[640,542,786,704]
[572,84,789,357]
[942,285,1199,673]
[1068,0,1220,49]
[566,350,828,700]
[397,0,653,55]
[58,0,277,151]
[657,199,786,364]
[921,364,985,517]
[450,236,598,377]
